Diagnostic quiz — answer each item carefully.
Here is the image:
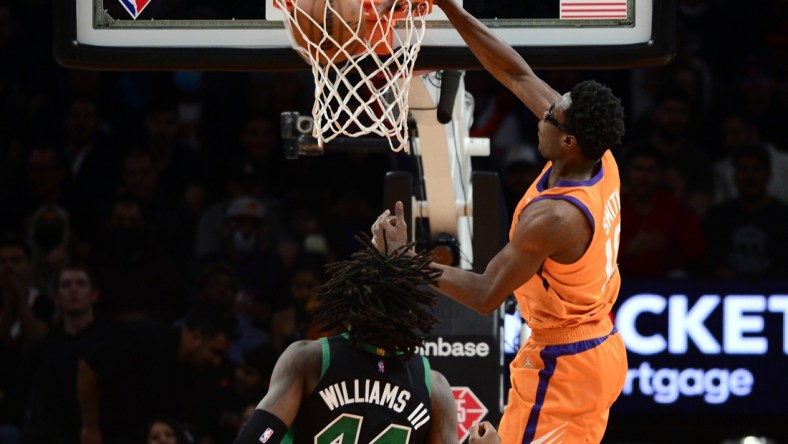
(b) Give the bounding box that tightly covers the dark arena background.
[0,0,787,443]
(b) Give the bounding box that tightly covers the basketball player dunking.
[372,0,629,442]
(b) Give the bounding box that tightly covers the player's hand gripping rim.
[374,0,430,16]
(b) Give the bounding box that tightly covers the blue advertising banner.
[502,278,788,440]
[610,279,788,416]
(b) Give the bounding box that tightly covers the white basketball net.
[275,0,430,152]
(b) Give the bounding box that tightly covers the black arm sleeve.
[234,409,288,444]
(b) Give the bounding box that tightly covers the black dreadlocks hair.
[564,80,626,160]
[312,234,442,359]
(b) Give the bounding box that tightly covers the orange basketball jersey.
[509,150,622,343]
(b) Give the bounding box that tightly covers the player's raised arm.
[434,0,560,116]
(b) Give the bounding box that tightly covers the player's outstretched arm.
[434,0,560,117]
[372,200,590,314]
[234,340,322,444]
[427,370,459,444]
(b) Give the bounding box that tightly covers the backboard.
[55,0,675,71]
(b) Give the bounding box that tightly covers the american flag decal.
[559,1,628,20]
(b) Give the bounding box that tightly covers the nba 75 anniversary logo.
[118,0,151,19]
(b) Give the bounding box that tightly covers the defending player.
[371,0,629,442]
[234,236,459,444]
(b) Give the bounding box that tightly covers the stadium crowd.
[0,0,786,442]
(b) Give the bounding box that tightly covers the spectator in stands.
[191,264,267,364]
[2,145,70,236]
[60,96,121,246]
[92,197,182,321]
[25,203,73,294]
[316,150,395,261]
[284,253,325,332]
[32,264,103,356]
[703,146,788,278]
[21,264,109,444]
[119,149,164,206]
[232,110,308,208]
[194,196,285,330]
[619,148,706,277]
[713,109,788,204]
[23,145,60,197]
[235,113,287,198]
[194,158,293,263]
[630,88,714,218]
[0,235,51,438]
[143,97,208,214]
[0,236,50,349]
[140,417,189,444]
[627,28,716,137]
[200,345,278,443]
[663,61,713,137]
[77,307,234,444]
[282,192,333,261]
[119,148,196,268]
[269,252,327,353]
[737,58,788,151]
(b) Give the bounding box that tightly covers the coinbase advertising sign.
[611,279,788,415]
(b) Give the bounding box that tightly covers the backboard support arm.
[407,71,490,270]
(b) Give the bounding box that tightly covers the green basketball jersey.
[287,334,433,444]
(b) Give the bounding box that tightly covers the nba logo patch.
[118,0,151,19]
[259,428,274,443]
[377,359,385,373]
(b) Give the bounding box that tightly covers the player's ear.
[561,134,577,150]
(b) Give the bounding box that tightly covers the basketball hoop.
[274,0,432,152]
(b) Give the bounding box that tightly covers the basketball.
[291,0,368,65]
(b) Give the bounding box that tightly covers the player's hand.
[374,0,430,16]
[374,0,405,15]
[469,421,501,444]
[371,201,408,254]
[0,271,25,310]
